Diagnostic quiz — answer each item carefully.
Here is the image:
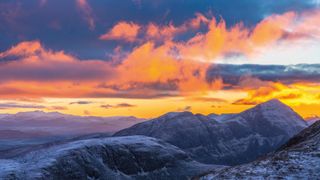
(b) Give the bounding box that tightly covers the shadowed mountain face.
[0,136,221,180]
[201,121,320,179]
[114,99,308,165]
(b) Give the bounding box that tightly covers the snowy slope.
[201,121,320,179]
[0,136,221,180]
[115,99,308,165]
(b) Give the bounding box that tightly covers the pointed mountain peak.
[240,98,307,132]
[260,98,286,107]
[252,99,291,111]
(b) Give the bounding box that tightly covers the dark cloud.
[87,90,178,99]
[183,106,192,111]
[232,99,260,105]
[69,101,93,105]
[100,104,113,109]
[97,80,179,92]
[116,103,136,108]
[0,102,45,109]
[94,81,179,99]
[48,106,68,110]
[211,105,222,108]
[0,60,112,82]
[206,64,320,88]
[177,106,192,111]
[190,97,227,102]
[100,103,136,109]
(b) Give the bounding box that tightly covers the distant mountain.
[0,136,221,179]
[0,130,52,140]
[200,121,320,179]
[0,111,145,136]
[114,99,308,165]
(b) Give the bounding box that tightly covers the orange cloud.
[0,41,117,99]
[0,41,43,58]
[250,12,296,46]
[189,13,210,29]
[0,40,216,99]
[146,23,181,40]
[233,82,320,106]
[100,13,210,42]
[99,10,320,62]
[1,10,320,100]
[100,22,141,42]
[109,41,215,94]
[0,40,74,62]
[146,13,209,40]
[177,12,300,62]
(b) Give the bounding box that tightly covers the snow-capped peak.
[255,99,288,110]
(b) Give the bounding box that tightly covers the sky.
[0,0,320,118]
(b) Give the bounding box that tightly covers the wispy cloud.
[69,101,93,105]
[75,0,95,30]
[101,103,136,109]
[0,102,45,109]
[48,106,68,110]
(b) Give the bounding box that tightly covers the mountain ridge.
[200,121,320,179]
[114,99,308,165]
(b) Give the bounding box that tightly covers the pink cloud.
[100,22,141,42]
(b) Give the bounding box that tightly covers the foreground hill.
[115,99,307,165]
[0,136,220,180]
[200,120,320,179]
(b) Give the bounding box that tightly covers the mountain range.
[0,99,318,179]
[115,99,307,165]
[0,111,145,138]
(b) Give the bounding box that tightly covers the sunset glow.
[0,0,319,119]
